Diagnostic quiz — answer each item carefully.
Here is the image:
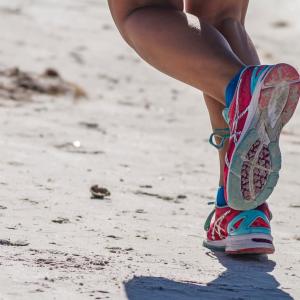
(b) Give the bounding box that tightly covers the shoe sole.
[227,64,300,210]
[203,233,275,255]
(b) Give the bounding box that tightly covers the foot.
[224,64,300,210]
[203,202,274,255]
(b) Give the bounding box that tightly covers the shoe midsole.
[205,233,274,251]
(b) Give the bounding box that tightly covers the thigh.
[108,0,183,42]
[184,0,249,25]
[108,0,183,26]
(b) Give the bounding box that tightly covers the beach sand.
[0,1,299,299]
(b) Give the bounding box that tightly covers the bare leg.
[108,0,244,104]
[185,0,260,186]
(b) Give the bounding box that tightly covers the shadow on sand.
[124,252,293,300]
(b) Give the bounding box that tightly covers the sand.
[0,1,299,299]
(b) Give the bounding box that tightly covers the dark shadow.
[124,252,293,300]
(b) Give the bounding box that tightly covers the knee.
[108,0,183,46]
[185,1,247,28]
[215,17,246,34]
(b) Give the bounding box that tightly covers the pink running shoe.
[203,202,274,255]
[224,64,300,210]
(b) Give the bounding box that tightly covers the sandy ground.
[0,1,299,299]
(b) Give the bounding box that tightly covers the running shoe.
[224,64,300,210]
[203,202,274,255]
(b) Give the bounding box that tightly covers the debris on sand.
[20,198,39,205]
[134,190,174,201]
[139,185,153,189]
[52,217,70,224]
[0,67,87,101]
[177,194,187,200]
[272,20,289,28]
[134,191,187,203]
[0,239,29,247]
[79,121,107,134]
[90,185,111,199]
[79,122,99,129]
[55,140,81,150]
[106,235,122,240]
[54,141,104,155]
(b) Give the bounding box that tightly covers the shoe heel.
[261,64,300,128]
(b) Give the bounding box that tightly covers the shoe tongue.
[216,186,227,207]
[222,108,230,125]
[250,65,272,95]
[225,68,245,108]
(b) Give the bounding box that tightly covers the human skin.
[185,0,260,185]
[107,0,260,187]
